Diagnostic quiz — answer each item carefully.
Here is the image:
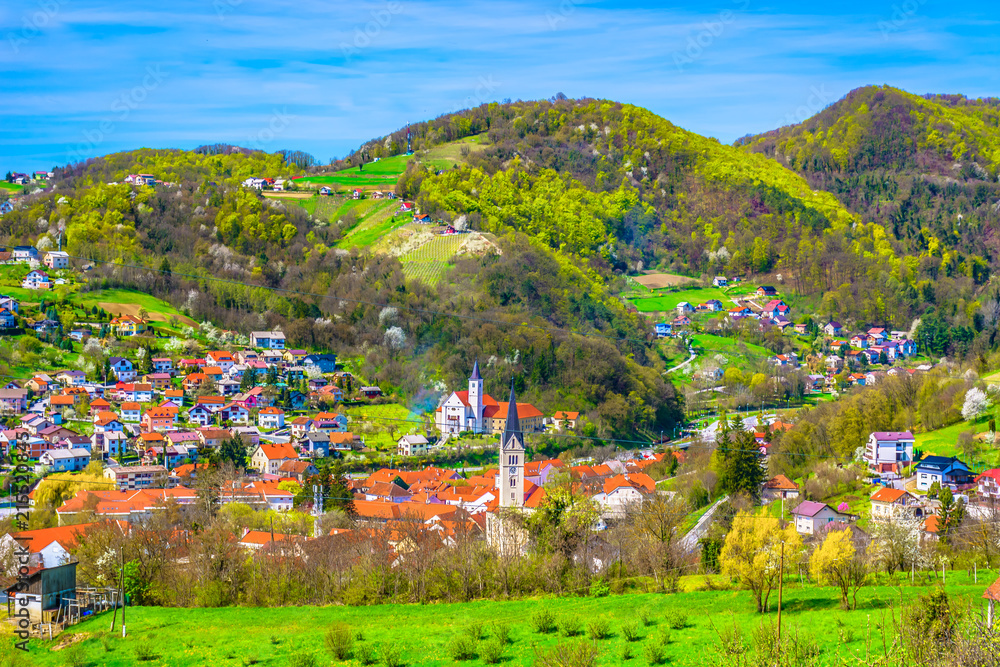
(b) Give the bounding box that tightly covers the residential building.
[823,321,842,336]
[257,406,285,430]
[712,276,728,287]
[863,431,915,471]
[0,388,28,414]
[151,357,174,375]
[142,407,177,432]
[914,456,974,491]
[976,469,1000,500]
[108,357,136,382]
[110,315,147,337]
[250,443,299,475]
[870,487,923,519]
[21,269,51,290]
[103,465,168,490]
[0,308,16,328]
[552,411,580,431]
[39,448,91,472]
[397,434,430,456]
[791,501,851,535]
[761,475,800,503]
[120,402,141,423]
[654,323,671,338]
[756,286,778,297]
[43,251,69,269]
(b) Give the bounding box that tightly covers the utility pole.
[776,541,785,664]
[119,549,127,637]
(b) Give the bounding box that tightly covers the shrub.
[639,608,655,627]
[447,635,477,661]
[269,635,280,646]
[287,653,317,667]
[134,644,158,662]
[658,629,672,646]
[356,643,377,665]
[533,641,599,667]
[63,645,88,667]
[465,621,485,641]
[241,654,259,666]
[587,618,611,640]
[491,621,511,646]
[621,620,642,643]
[665,610,688,630]
[532,607,557,634]
[355,630,366,642]
[561,616,583,637]
[381,643,402,667]
[620,644,634,661]
[643,643,667,665]
[325,622,354,660]
[480,637,504,664]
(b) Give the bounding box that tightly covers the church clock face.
[508,467,517,475]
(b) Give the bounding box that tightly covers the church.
[435,362,544,436]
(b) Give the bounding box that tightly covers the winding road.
[680,494,729,552]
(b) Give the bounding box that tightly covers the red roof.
[257,443,298,461]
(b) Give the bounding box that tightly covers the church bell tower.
[499,383,524,508]
[468,360,484,433]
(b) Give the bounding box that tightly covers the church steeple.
[468,360,484,433]
[499,381,525,508]
[503,381,521,445]
[470,359,482,381]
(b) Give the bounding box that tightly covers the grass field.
[342,403,423,451]
[690,334,773,362]
[73,289,195,325]
[336,202,409,250]
[298,154,411,191]
[25,578,993,666]
[0,181,25,194]
[630,288,731,313]
[913,419,999,470]
[417,133,489,171]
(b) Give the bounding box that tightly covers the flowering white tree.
[383,326,405,350]
[867,514,930,574]
[962,387,990,421]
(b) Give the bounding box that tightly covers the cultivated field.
[633,272,699,289]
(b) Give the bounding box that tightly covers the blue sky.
[1,0,998,172]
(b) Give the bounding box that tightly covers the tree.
[962,387,989,421]
[937,487,966,542]
[240,367,258,391]
[217,436,247,470]
[719,514,801,613]
[809,528,868,609]
[867,514,926,574]
[717,428,765,501]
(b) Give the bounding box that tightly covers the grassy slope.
[913,419,999,471]
[632,288,732,313]
[399,235,465,286]
[335,201,408,250]
[27,579,991,666]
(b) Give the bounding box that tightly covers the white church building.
[435,361,500,435]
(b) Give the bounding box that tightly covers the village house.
[975,469,1000,500]
[39,448,91,472]
[120,402,141,423]
[110,315,147,337]
[756,285,778,297]
[823,321,842,336]
[257,406,285,430]
[108,357,136,382]
[0,387,28,414]
[218,402,250,424]
[397,434,430,456]
[870,487,924,519]
[21,269,51,290]
[761,475,800,503]
[712,276,728,287]
[250,443,299,475]
[914,456,974,491]
[43,251,69,269]
[151,357,174,375]
[198,429,231,448]
[551,411,580,431]
[863,431,915,471]
[142,407,177,432]
[791,501,851,535]
[103,465,168,490]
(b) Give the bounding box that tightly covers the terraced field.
[335,200,408,250]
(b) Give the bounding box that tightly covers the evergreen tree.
[240,367,258,391]
[718,428,765,500]
[217,436,247,470]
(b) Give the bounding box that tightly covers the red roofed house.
[250,443,299,475]
[870,487,923,519]
[258,406,285,430]
[591,473,656,517]
[762,475,800,503]
[551,411,579,431]
[485,401,543,435]
[142,407,178,432]
[976,469,1000,501]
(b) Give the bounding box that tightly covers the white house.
[914,456,974,491]
[43,251,69,269]
[976,470,1000,500]
[21,269,51,290]
[712,276,728,287]
[397,434,430,456]
[869,487,923,520]
[257,406,285,430]
[250,443,299,475]
[676,302,694,314]
[108,357,136,382]
[863,431,915,471]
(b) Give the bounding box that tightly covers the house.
[302,432,330,457]
[791,501,851,535]
[290,416,314,439]
[761,300,790,319]
[793,323,809,335]
[870,487,923,519]
[761,475,800,503]
[119,383,154,404]
[319,186,332,196]
[151,357,174,375]
[352,188,362,200]
[39,448,91,472]
[205,351,235,372]
[258,406,285,430]
[848,334,868,350]
[552,411,580,431]
[0,308,16,329]
[142,407,177,432]
[727,306,753,319]
[712,276,728,287]
[54,370,86,387]
[103,465,168,490]
[218,403,250,424]
[397,434,430,456]
[360,386,382,399]
[867,328,888,346]
[142,373,171,390]
[21,269,51,290]
[676,302,694,314]
[11,245,38,262]
[863,431,915,470]
[250,443,299,475]
[109,315,147,337]
[914,456,974,491]
[302,353,337,373]
[654,323,671,338]
[701,299,724,312]
[756,286,778,297]
[276,460,318,483]
[898,340,917,357]
[43,251,69,269]
[672,315,692,327]
[823,322,842,337]
[198,429,231,449]
[120,402,141,423]
[108,357,136,382]
[0,387,28,414]
[187,403,215,427]
[282,349,307,364]
[250,331,285,350]
[975,469,1000,501]
[3,562,78,624]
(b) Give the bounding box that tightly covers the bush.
[356,643,377,665]
[466,621,485,640]
[658,629,672,646]
[533,641,599,667]
[561,616,583,637]
[621,620,642,642]
[620,644,634,661]
[532,607,557,634]
[97,631,112,653]
[665,610,688,630]
[381,643,402,667]
[643,643,667,665]
[480,637,504,664]
[134,644,158,662]
[492,621,511,646]
[587,618,611,640]
[287,653,317,667]
[269,635,280,645]
[64,645,88,667]
[325,622,354,660]
[639,608,655,627]
[241,654,259,666]
[448,635,477,661]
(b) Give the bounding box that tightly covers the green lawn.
[342,403,423,451]
[73,289,188,319]
[298,154,411,191]
[25,579,993,666]
[418,133,490,171]
[0,181,25,194]
[336,202,409,250]
[630,287,731,313]
[400,235,465,285]
[914,419,997,470]
[690,334,773,361]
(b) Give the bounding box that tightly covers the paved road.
[665,342,696,374]
[680,494,728,552]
